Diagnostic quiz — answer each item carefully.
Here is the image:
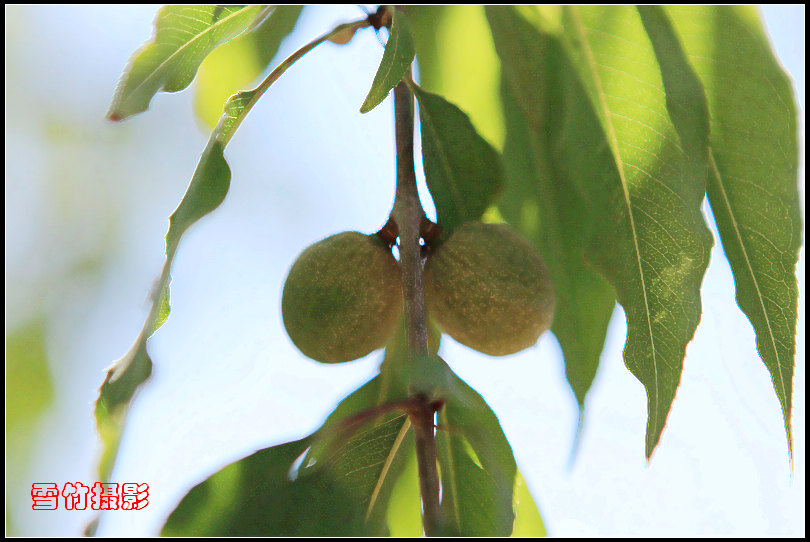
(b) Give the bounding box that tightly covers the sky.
[4,5,805,537]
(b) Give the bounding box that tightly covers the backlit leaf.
[194,5,303,128]
[512,471,546,537]
[108,5,264,120]
[385,448,422,536]
[488,8,616,423]
[489,6,714,458]
[664,4,802,462]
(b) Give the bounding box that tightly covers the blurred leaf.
[663,4,802,461]
[512,471,546,537]
[6,318,55,536]
[248,6,305,68]
[194,5,303,128]
[437,370,516,536]
[162,437,379,536]
[412,84,504,236]
[488,8,615,421]
[108,5,264,120]
[385,448,422,536]
[6,318,54,433]
[360,8,415,113]
[407,6,504,148]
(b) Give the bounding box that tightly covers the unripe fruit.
[423,222,555,356]
[282,232,402,363]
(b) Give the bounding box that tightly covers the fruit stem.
[391,77,442,536]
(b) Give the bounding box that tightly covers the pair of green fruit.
[281,221,555,363]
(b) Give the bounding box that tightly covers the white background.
[5,5,805,536]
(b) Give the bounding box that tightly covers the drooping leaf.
[248,6,306,70]
[560,5,715,458]
[437,369,517,536]
[108,5,265,120]
[663,4,802,461]
[360,7,416,114]
[95,16,369,487]
[490,6,715,458]
[411,84,505,236]
[194,5,303,128]
[487,8,616,423]
[162,437,379,536]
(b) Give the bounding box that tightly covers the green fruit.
[282,231,402,363]
[424,222,555,356]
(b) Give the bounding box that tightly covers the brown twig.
[391,77,443,536]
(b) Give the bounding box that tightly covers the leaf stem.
[217,17,371,146]
[391,78,442,536]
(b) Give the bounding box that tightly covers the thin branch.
[391,78,443,536]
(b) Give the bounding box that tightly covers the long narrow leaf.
[487,7,616,425]
[498,6,714,458]
[664,5,802,459]
[559,5,714,458]
[94,15,371,491]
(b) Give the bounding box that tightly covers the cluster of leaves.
[96,5,800,536]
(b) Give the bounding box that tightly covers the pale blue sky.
[5,5,804,536]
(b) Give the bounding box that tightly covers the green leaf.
[306,376,414,530]
[663,4,802,461]
[194,5,303,128]
[558,6,715,458]
[412,84,505,235]
[437,370,517,536]
[108,5,264,120]
[385,448,423,536]
[407,6,505,148]
[491,6,715,458]
[163,372,421,536]
[162,437,378,536]
[488,7,616,420]
[95,18,365,488]
[512,471,546,537]
[360,7,416,114]
[6,318,54,434]
[6,317,56,535]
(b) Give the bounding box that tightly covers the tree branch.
[391,78,442,536]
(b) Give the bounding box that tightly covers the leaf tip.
[359,99,376,114]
